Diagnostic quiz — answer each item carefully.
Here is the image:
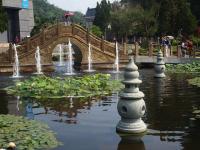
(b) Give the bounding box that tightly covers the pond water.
[0,69,200,150]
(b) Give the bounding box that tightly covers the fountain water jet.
[58,44,64,66]
[113,42,119,73]
[12,44,22,78]
[85,43,95,72]
[64,39,75,75]
[34,46,43,74]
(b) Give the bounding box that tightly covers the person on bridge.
[181,40,187,57]
[64,11,74,26]
[187,40,193,57]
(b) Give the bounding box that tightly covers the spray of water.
[12,44,20,78]
[88,43,93,71]
[35,46,43,74]
[67,39,73,74]
[114,42,119,73]
[58,44,64,66]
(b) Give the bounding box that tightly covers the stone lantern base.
[154,73,166,78]
[117,119,147,134]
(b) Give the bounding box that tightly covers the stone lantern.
[154,50,166,78]
[117,58,147,134]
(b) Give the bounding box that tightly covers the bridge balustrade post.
[192,47,196,58]
[71,24,74,35]
[42,29,45,44]
[149,42,153,57]
[8,43,13,63]
[27,38,30,52]
[134,42,139,56]
[57,22,60,37]
[101,36,104,52]
[177,45,182,58]
[123,42,127,55]
[163,45,167,57]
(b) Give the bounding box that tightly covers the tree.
[189,0,200,21]
[135,7,158,37]
[157,0,176,35]
[93,0,111,32]
[90,25,103,37]
[158,0,197,36]
[0,0,7,33]
[175,0,197,35]
[110,7,136,41]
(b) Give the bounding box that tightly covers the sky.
[47,0,118,14]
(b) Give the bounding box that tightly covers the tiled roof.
[85,8,96,17]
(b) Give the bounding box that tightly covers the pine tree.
[189,0,200,21]
[93,0,111,32]
[158,0,197,35]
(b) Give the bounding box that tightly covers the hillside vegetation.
[32,0,85,35]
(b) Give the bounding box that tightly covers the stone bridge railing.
[13,23,125,61]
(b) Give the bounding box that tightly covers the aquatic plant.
[0,115,61,150]
[188,77,200,87]
[166,62,200,73]
[6,74,123,99]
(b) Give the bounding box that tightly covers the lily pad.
[0,115,61,150]
[6,74,123,99]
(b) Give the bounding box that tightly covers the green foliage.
[166,62,200,73]
[0,114,60,150]
[191,35,200,46]
[94,0,111,32]
[134,6,158,36]
[0,0,7,33]
[90,25,103,37]
[6,74,123,99]
[110,6,137,38]
[188,77,200,87]
[171,39,179,46]
[119,0,197,37]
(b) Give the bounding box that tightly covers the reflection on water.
[118,135,145,150]
[0,70,200,150]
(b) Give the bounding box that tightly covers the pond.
[0,69,200,150]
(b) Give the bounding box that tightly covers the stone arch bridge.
[0,23,128,72]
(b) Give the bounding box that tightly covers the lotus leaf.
[0,115,61,150]
[6,74,123,99]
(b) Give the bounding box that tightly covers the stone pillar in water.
[154,50,166,78]
[117,57,147,134]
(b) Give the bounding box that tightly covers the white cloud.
[47,0,118,14]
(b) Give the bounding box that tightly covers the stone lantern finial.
[117,57,147,134]
[154,49,166,78]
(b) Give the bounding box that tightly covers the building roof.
[85,8,96,18]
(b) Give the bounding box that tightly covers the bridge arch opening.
[51,41,83,70]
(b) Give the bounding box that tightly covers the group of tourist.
[160,36,172,57]
[159,36,193,58]
[181,39,193,57]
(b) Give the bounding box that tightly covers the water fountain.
[85,43,95,72]
[58,44,64,66]
[12,44,22,78]
[64,39,75,75]
[113,42,119,73]
[34,46,43,74]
